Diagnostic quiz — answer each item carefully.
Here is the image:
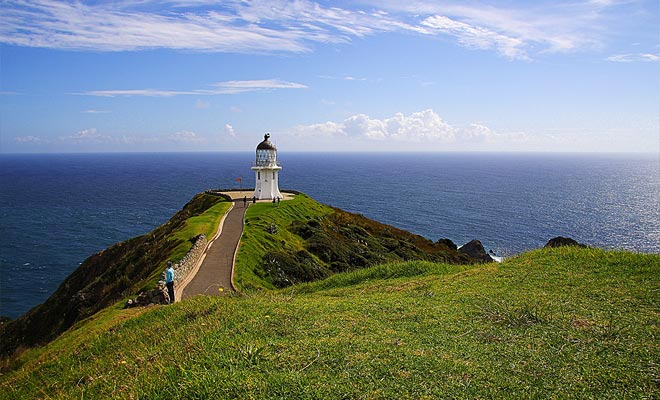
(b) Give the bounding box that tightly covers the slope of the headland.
[0,191,474,359]
[234,193,474,291]
[0,192,231,357]
[1,247,658,399]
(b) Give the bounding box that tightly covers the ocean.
[1,152,659,319]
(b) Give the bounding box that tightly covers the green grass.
[167,200,232,264]
[138,198,232,292]
[0,192,231,359]
[234,193,471,291]
[2,247,658,399]
[234,194,332,291]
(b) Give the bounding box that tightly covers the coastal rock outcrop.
[544,236,587,248]
[436,238,458,250]
[458,239,494,262]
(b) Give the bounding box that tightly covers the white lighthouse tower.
[251,133,282,200]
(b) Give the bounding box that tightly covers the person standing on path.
[165,261,175,304]
[243,196,247,208]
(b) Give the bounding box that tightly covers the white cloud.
[80,89,199,97]
[458,123,527,143]
[81,109,111,114]
[294,109,455,141]
[364,0,631,57]
[606,53,660,63]
[168,130,203,143]
[0,1,310,53]
[224,124,236,137]
[0,0,632,60]
[420,15,527,60]
[58,128,115,144]
[211,79,308,94]
[13,128,217,149]
[14,135,50,144]
[0,0,382,53]
[293,109,527,147]
[79,79,307,97]
[75,128,98,138]
[319,75,368,81]
[343,114,388,139]
[293,121,344,137]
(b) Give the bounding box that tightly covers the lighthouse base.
[251,166,282,200]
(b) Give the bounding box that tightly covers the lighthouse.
[251,133,282,200]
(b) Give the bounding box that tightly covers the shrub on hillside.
[262,250,332,288]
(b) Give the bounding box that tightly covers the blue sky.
[1,0,658,153]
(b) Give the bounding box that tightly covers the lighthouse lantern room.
[252,133,282,200]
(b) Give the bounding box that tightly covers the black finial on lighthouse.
[257,133,276,150]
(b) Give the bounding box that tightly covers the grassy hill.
[235,193,473,291]
[1,247,658,399]
[0,192,471,360]
[0,192,231,357]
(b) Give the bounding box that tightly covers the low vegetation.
[0,192,230,358]
[1,247,658,399]
[2,193,658,398]
[234,194,472,291]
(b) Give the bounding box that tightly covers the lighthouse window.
[258,171,260,179]
[273,172,275,180]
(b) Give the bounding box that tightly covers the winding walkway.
[180,201,247,299]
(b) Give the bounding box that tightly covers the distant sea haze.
[1,152,658,318]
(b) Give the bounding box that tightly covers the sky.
[0,0,658,153]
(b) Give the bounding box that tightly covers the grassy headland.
[1,247,658,399]
[0,192,230,358]
[235,193,472,291]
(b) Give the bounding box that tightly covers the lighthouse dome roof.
[257,133,277,150]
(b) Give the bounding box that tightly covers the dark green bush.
[262,250,332,288]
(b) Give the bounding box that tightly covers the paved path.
[181,202,247,299]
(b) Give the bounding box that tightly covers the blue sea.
[1,152,659,318]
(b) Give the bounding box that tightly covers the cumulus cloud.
[294,110,455,141]
[386,110,455,141]
[293,109,527,146]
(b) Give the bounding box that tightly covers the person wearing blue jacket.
[165,261,175,304]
